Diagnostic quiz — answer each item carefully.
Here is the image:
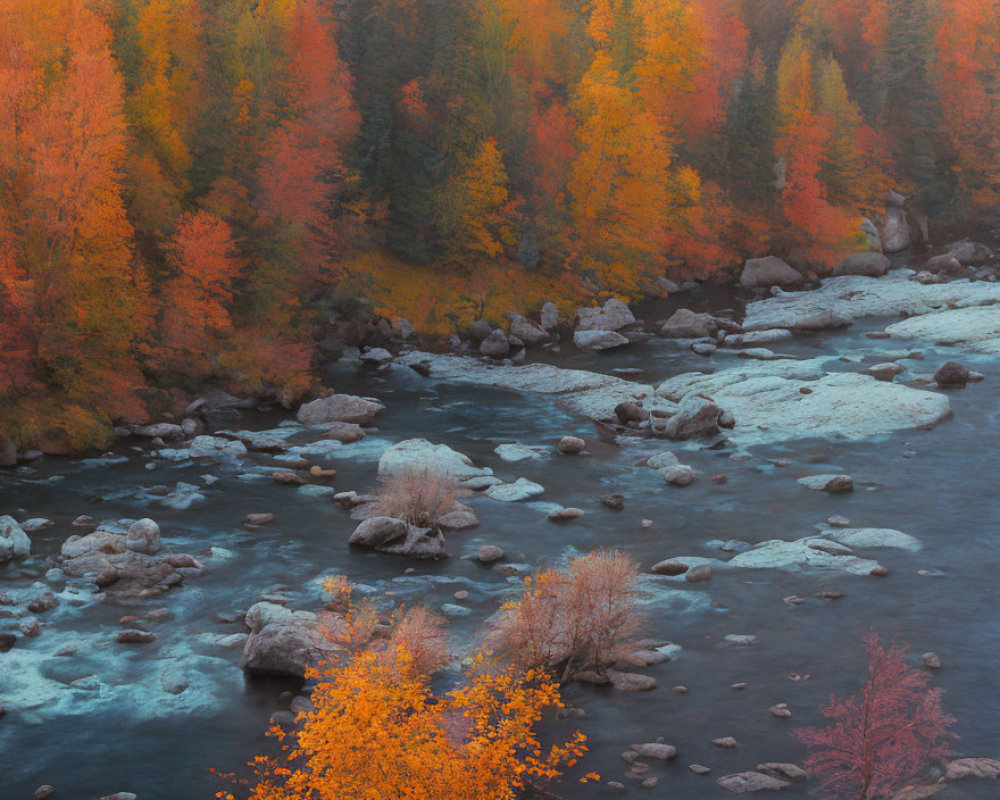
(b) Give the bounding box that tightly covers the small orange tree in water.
[218,586,593,800]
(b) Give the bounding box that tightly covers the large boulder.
[378,439,491,480]
[0,516,31,563]
[349,516,447,559]
[882,205,910,253]
[507,314,548,346]
[297,394,383,426]
[575,299,636,332]
[655,394,720,440]
[573,330,629,351]
[240,601,345,677]
[740,256,804,289]
[834,252,890,278]
[660,308,718,339]
[125,518,161,555]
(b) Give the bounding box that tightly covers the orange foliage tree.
[218,584,592,800]
[0,0,151,446]
[159,211,244,380]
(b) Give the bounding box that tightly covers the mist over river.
[2,271,999,800]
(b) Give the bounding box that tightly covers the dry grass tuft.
[371,468,468,528]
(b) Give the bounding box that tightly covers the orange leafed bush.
[484,550,643,683]
[370,468,469,528]
[218,645,589,800]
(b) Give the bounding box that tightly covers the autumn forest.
[2,0,1000,451]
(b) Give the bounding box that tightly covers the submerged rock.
[485,478,544,502]
[660,308,718,339]
[716,771,790,793]
[797,474,854,493]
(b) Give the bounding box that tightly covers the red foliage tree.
[796,632,955,800]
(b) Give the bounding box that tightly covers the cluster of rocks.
[58,518,206,601]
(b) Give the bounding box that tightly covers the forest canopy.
[1,0,999,449]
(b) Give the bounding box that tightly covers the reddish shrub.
[796,632,956,799]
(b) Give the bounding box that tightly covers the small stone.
[100,794,138,800]
[870,566,890,577]
[601,494,625,511]
[34,788,56,799]
[711,474,728,484]
[477,545,504,564]
[934,360,970,388]
[712,737,739,749]
[769,703,792,719]
[631,743,677,761]
[827,515,850,527]
[72,515,99,528]
[548,507,584,521]
[244,513,276,526]
[557,436,586,455]
[690,765,712,775]
[19,617,41,637]
[730,682,747,691]
[272,471,306,486]
[816,590,844,601]
[685,565,713,583]
[309,465,336,478]
[967,370,985,382]
[117,630,156,644]
[146,608,171,622]
[671,685,689,694]
[640,777,659,788]
[724,634,758,646]
[607,781,626,790]
[716,772,790,793]
[664,466,696,487]
[922,652,942,669]
[453,590,468,600]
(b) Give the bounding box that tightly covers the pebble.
[724,634,758,646]
[671,685,689,694]
[453,590,469,600]
[769,703,792,719]
[870,566,890,577]
[816,590,844,601]
[729,682,747,691]
[826,515,850,527]
[244,513,276,526]
[548,507,584,521]
[923,652,942,669]
[640,777,659,788]
[34,788,55,799]
[601,494,625,511]
[710,474,728,484]
[712,737,739,749]
[146,608,171,622]
[690,764,712,775]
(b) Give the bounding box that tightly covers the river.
[1,277,998,799]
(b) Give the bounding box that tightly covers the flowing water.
[1,286,999,799]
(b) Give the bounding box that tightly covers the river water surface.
[1,286,998,799]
